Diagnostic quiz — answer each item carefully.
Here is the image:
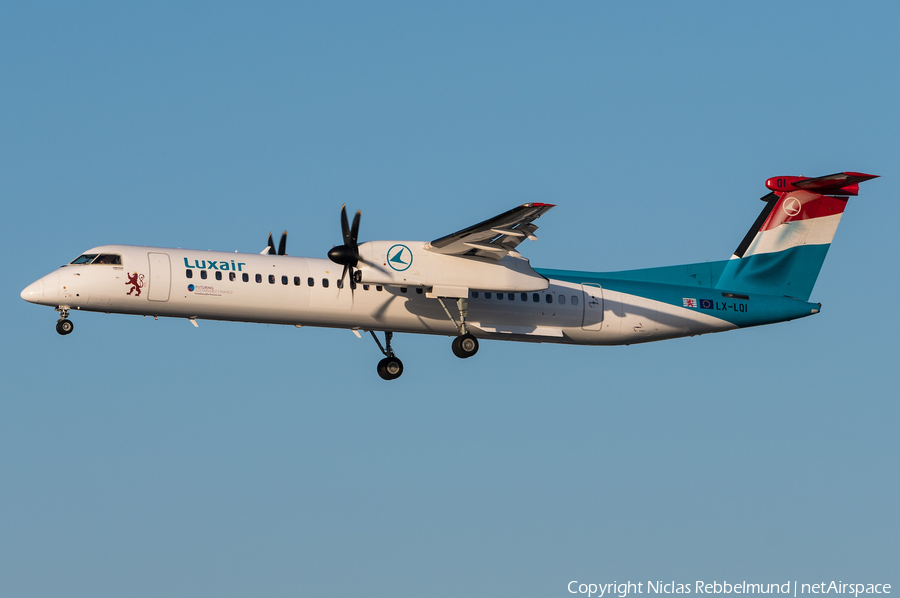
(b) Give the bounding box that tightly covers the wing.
[426,203,555,260]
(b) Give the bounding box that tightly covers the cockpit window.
[68,253,122,265]
[70,254,99,264]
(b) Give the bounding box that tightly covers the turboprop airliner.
[21,171,877,380]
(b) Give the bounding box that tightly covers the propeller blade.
[341,264,349,286]
[278,231,287,255]
[340,205,350,246]
[349,210,361,246]
[349,266,355,304]
[267,233,276,255]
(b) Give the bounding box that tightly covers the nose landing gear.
[55,308,73,335]
[377,356,403,380]
[370,330,403,380]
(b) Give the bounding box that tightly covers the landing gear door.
[582,283,603,331]
[148,252,171,302]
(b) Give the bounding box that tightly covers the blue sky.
[2,2,898,596]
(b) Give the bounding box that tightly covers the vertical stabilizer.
[716,172,877,300]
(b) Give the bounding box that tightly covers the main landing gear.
[55,308,73,336]
[370,331,403,380]
[436,296,480,359]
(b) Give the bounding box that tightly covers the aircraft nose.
[20,280,42,303]
[21,272,60,304]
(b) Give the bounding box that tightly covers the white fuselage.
[21,244,740,346]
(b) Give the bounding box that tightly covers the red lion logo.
[126,272,144,296]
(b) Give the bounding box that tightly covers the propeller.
[267,231,288,255]
[327,205,362,287]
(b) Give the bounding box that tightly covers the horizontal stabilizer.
[766,172,878,196]
[793,171,878,193]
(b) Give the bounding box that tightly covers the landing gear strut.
[370,331,403,380]
[55,308,73,336]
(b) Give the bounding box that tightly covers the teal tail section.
[715,244,831,301]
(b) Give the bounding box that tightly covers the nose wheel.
[451,333,479,358]
[377,356,403,380]
[369,331,403,380]
[56,309,73,335]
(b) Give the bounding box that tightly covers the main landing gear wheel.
[377,356,404,381]
[56,319,74,335]
[451,333,478,359]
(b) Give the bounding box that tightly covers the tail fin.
[716,172,878,300]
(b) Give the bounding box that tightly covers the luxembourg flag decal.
[683,298,697,308]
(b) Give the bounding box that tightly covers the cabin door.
[148,252,171,301]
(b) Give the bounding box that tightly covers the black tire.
[377,357,403,380]
[451,333,479,358]
[56,320,74,335]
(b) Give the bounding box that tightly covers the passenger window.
[268,275,275,284]
[281,275,288,285]
[337,279,343,289]
[322,278,329,288]
[215,271,222,281]
[472,292,479,298]
[256,274,262,283]
[229,272,236,281]
[571,295,578,305]
[521,293,527,301]
[200,270,207,280]
[401,287,407,293]
[376,286,383,291]
[363,285,370,291]
[533,293,539,302]
[416,287,423,294]
[559,295,566,305]
[546,294,553,303]
[485,292,492,299]
[308,277,314,287]
[497,293,503,300]
[242,273,249,282]
[186,269,193,279]
[507,293,514,300]
[294,276,300,286]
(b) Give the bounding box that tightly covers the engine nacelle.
[355,241,549,295]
